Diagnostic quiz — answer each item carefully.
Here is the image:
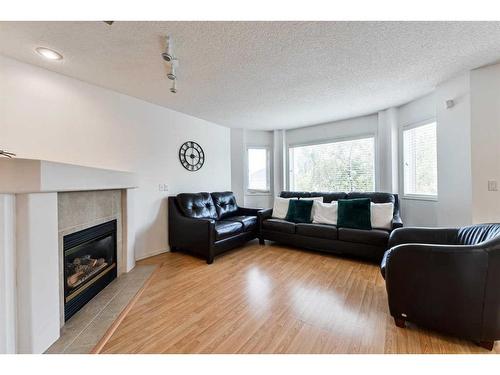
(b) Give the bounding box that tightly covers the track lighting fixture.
[161,35,180,93]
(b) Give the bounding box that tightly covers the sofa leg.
[259,237,265,245]
[394,317,406,328]
[478,341,494,351]
[206,256,214,264]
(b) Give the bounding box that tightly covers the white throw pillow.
[370,202,394,230]
[300,196,324,203]
[272,197,298,219]
[312,201,338,225]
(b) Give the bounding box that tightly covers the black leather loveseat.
[259,191,402,261]
[168,191,263,264]
[381,224,500,350]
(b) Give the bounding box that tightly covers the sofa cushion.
[337,198,372,230]
[225,215,257,231]
[262,218,296,234]
[338,228,389,246]
[296,223,338,240]
[214,220,243,240]
[285,199,314,223]
[177,192,217,220]
[211,191,238,219]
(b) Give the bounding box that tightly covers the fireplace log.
[67,271,84,287]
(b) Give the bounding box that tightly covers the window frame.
[245,146,271,195]
[286,133,377,192]
[399,118,438,201]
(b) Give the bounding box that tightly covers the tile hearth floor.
[45,264,156,354]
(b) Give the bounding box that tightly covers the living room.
[1,1,499,373]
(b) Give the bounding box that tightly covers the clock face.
[179,141,205,171]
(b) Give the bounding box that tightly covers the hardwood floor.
[100,241,499,354]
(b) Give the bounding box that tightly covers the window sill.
[246,191,272,196]
[401,194,438,202]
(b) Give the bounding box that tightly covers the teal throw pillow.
[285,199,313,223]
[337,198,372,230]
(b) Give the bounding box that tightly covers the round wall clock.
[179,141,205,171]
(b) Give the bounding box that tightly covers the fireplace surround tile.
[45,264,156,354]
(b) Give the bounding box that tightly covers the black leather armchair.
[168,192,264,264]
[381,224,500,350]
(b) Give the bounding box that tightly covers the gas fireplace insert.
[63,220,117,321]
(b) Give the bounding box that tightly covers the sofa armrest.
[391,212,403,230]
[257,208,273,232]
[388,227,459,249]
[170,214,215,247]
[236,206,264,216]
[168,197,215,257]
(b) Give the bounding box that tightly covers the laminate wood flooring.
[100,241,499,354]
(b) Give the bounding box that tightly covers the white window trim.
[246,146,271,195]
[399,118,438,201]
[286,133,377,192]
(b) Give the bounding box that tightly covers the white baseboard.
[135,248,169,261]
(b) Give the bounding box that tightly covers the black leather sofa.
[381,224,500,350]
[259,191,402,261]
[168,191,263,264]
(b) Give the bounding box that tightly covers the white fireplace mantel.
[0,158,138,354]
[0,158,138,193]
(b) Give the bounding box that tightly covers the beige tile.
[95,190,115,219]
[58,191,96,230]
[45,265,155,354]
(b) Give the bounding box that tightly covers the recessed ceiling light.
[35,47,63,61]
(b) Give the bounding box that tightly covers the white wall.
[230,128,245,205]
[435,73,472,226]
[0,55,231,260]
[397,74,473,227]
[470,63,500,223]
[286,114,378,147]
[377,107,399,193]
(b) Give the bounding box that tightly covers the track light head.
[167,63,176,80]
[170,80,177,94]
[162,35,174,62]
[162,52,174,62]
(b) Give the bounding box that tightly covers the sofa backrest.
[279,191,400,215]
[211,191,238,219]
[457,223,500,246]
[280,191,347,203]
[176,192,218,220]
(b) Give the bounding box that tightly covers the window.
[247,147,270,193]
[403,121,437,197]
[288,137,375,192]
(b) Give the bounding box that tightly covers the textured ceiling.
[1,21,500,130]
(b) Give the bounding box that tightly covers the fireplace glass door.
[63,220,117,321]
